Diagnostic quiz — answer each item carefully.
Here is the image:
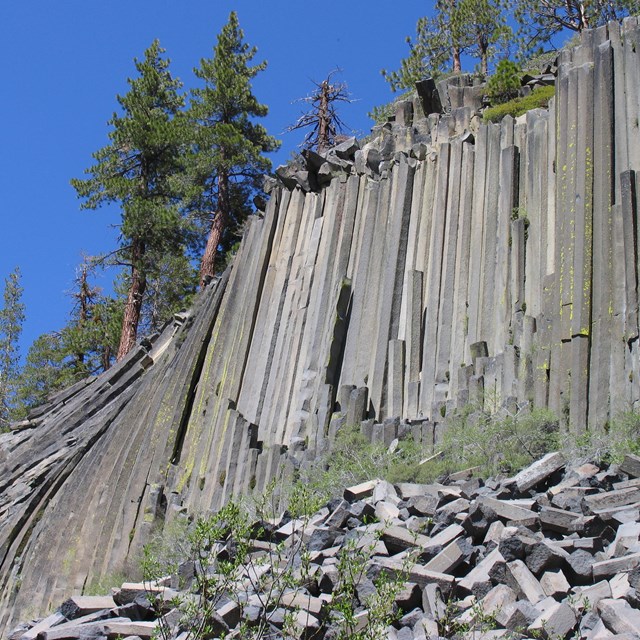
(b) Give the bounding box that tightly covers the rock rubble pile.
[11,451,640,639]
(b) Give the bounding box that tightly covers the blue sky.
[0,1,427,356]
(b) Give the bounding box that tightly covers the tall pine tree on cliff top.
[184,11,280,287]
[382,0,511,91]
[71,40,187,361]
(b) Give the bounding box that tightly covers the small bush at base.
[483,85,555,123]
[561,410,640,465]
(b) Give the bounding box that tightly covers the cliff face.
[2,19,640,632]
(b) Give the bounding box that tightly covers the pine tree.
[381,16,451,91]
[13,332,74,414]
[62,259,122,375]
[459,0,513,76]
[71,40,188,361]
[183,11,280,287]
[0,268,25,430]
[382,0,512,91]
[13,260,122,415]
[516,0,640,50]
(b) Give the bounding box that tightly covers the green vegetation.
[142,483,407,640]
[83,570,132,597]
[382,0,512,91]
[486,59,522,104]
[562,410,640,465]
[483,85,555,122]
[71,39,190,362]
[515,0,640,52]
[183,10,279,287]
[69,12,278,364]
[296,404,560,496]
[368,89,415,124]
[7,11,280,415]
[138,400,640,638]
[299,401,640,496]
[0,267,25,430]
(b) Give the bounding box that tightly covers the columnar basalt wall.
[2,19,640,632]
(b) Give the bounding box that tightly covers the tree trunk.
[453,46,462,73]
[116,239,147,361]
[199,171,229,288]
[317,81,330,154]
[478,37,488,77]
[101,346,112,372]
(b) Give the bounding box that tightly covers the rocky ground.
[10,451,640,640]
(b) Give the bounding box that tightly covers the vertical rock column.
[478,123,502,355]
[568,62,595,431]
[588,40,615,430]
[367,155,415,419]
[340,180,381,388]
[433,139,464,408]
[449,140,475,404]
[467,126,488,347]
[419,143,451,417]
[549,60,576,422]
[176,193,281,512]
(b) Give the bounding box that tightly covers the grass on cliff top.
[483,85,555,123]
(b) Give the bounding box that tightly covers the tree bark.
[317,81,330,154]
[199,170,229,288]
[116,239,147,361]
[478,37,488,76]
[453,46,462,73]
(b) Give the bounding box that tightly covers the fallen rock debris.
[11,452,640,639]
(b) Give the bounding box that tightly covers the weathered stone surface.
[60,595,116,620]
[598,598,640,635]
[511,452,565,493]
[528,602,577,638]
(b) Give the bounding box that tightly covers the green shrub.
[434,407,560,477]
[142,482,407,640]
[483,85,555,123]
[561,410,640,465]
[486,59,522,105]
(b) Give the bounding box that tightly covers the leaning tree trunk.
[199,171,229,288]
[116,239,147,361]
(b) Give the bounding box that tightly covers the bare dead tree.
[286,70,353,154]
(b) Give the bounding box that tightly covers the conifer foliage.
[0,268,25,431]
[71,40,189,361]
[382,0,511,91]
[516,0,640,49]
[13,259,122,416]
[184,11,280,287]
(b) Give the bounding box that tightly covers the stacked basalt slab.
[2,19,640,633]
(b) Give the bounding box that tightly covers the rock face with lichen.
[2,19,640,633]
